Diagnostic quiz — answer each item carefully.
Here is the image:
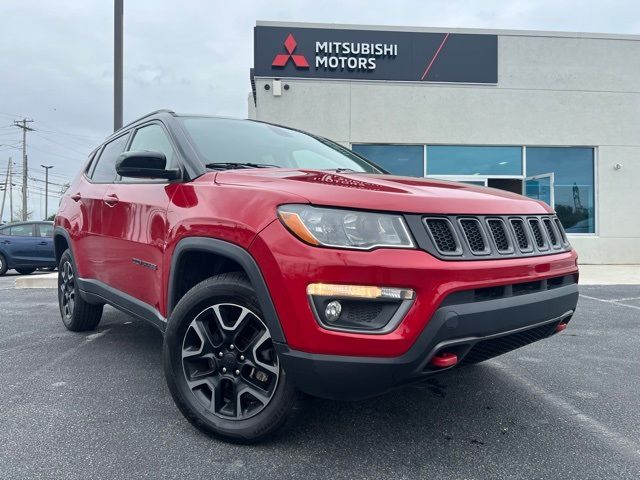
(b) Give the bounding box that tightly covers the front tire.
[0,254,7,276]
[58,250,103,332]
[163,272,296,443]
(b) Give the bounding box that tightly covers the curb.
[14,272,58,289]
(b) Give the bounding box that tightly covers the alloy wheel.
[60,261,76,319]
[181,303,279,420]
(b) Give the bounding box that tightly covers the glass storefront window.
[351,145,424,177]
[427,146,522,176]
[526,147,595,233]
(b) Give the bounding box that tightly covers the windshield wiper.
[205,162,281,170]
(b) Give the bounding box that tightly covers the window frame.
[86,131,132,184]
[116,120,183,184]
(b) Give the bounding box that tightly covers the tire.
[15,268,36,275]
[0,254,7,276]
[163,272,297,443]
[58,249,103,332]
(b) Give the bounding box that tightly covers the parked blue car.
[0,221,56,276]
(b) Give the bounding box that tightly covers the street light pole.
[41,165,54,219]
[114,0,124,131]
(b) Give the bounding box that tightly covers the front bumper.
[250,219,579,357]
[275,282,578,400]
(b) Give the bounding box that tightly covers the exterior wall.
[251,24,640,264]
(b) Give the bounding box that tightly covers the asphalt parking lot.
[1,274,639,480]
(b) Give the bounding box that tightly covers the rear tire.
[0,254,7,276]
[15,268,36,275]
[58,249,103,332]
[163,272,296,443]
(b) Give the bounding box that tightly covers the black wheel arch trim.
[167,237,286,343]
[53,227,75,264]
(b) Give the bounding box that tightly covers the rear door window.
[91,133,130,182]
[37,224,54,237]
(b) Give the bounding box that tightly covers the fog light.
[324,300,342,323]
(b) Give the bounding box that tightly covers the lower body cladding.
[275,280,578,401]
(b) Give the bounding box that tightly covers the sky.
[0,0,638,221]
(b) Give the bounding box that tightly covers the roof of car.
[0,221,53,227]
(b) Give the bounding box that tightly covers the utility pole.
[8,158,13,222]
[41,165,54,219]
[114,0,124,131]
[0,160,8,223]
[14,119,34,221]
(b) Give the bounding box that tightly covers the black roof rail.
[119,109,176,131]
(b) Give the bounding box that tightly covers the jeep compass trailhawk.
[55,110,579,442]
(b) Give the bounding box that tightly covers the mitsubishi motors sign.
[254,25,497,83]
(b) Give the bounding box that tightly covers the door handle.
[37,241,48,246]
[71,192,82,202]
[1,240,9,245]
[103,193,119,207]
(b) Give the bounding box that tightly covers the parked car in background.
[0,221,56,275]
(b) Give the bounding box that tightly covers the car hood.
[212,169,551,215]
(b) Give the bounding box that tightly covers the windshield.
[180,117,383,173]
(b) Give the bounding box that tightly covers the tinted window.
[527,147,595,233]
[427,146,522,176]
[91,134,129,182]
[38,224,54,238]
[180,117,381,173]
[352,145,424,177]
[128,124,176,167]
[9,224,33,237]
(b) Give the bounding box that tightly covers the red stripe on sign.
[420,32,450,81]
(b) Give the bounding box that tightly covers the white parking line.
[579,294,640,311]
[489,360,640,462]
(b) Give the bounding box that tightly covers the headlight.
[277,204,415,250]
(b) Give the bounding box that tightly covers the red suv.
[54,110,579,442]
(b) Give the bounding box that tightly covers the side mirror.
[116,151,181,180]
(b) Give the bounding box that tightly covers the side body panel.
[97,183,175,311]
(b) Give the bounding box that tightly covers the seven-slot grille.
[420,214,570,260]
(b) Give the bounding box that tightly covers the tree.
[13,207,33,221]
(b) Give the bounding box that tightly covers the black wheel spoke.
[59,261,76,319]
[181,302,279,420]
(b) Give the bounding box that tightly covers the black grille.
[459,219,487,254]
[417,214,571,260]
[528,219,546,249]
[554,218,568,244]
[487,219,510,252]
[461,322,557,364]
[542,218,559,247]
[425,219,458,253]
[340,301,384,325]
[510,219,531,251]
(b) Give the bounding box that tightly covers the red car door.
[99,122,177,313]
[69,137,129,279]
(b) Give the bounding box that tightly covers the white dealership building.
[249,21,640,264]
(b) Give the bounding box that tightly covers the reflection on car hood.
[213,169,552,215]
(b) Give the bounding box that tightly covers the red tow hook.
[430,352,458,368]
[555,322,568,333]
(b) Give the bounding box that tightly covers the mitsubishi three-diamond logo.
[272,34,309,69]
